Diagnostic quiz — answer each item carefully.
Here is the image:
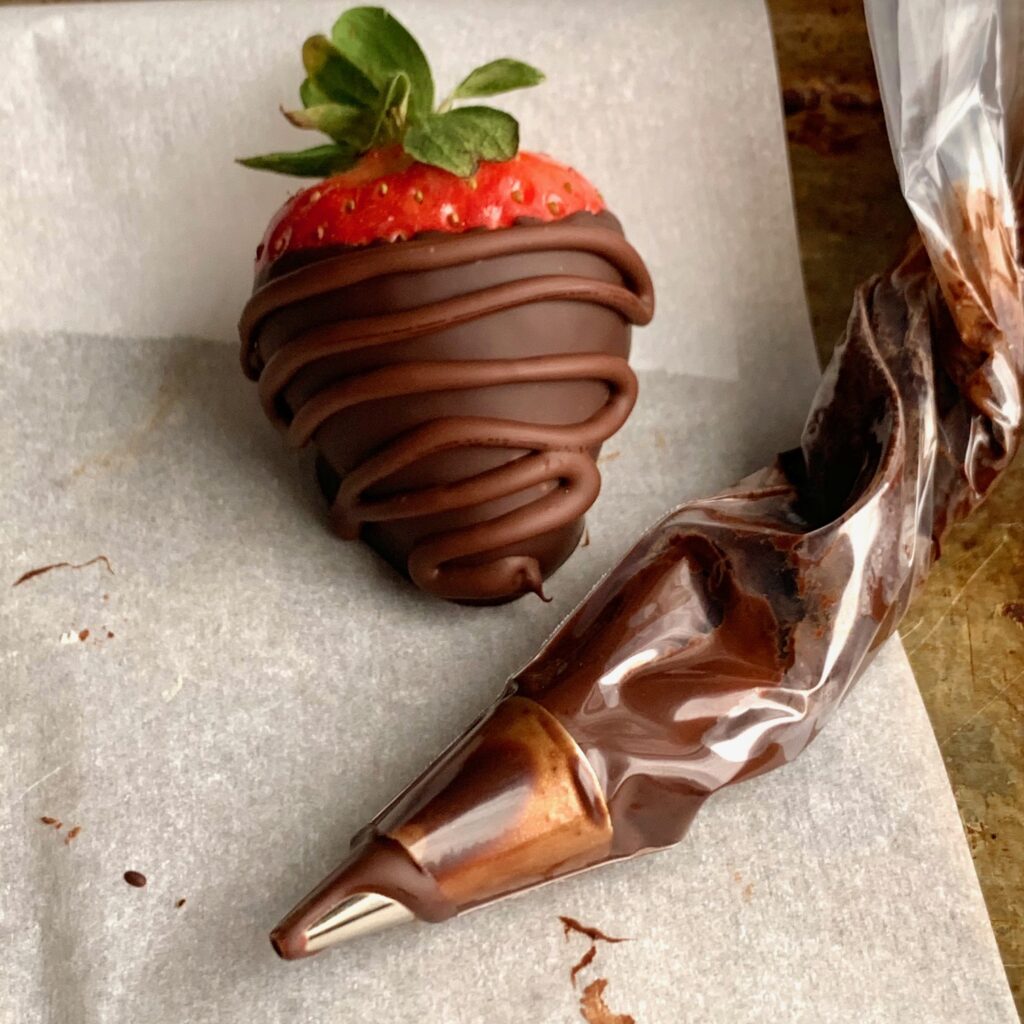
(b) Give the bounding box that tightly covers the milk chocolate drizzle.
[239,214,653,600]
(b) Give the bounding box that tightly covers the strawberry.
[238,7,653,604]
[238,6,599,270]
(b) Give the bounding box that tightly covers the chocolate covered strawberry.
[238,6,654,604]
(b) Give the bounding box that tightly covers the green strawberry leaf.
[236,143,360,177]
[368,72,411,146]
[403,106,518,177]
[331,7,434,122]
[299,77,330,108]
[282,103,374,148]
[451,59,544,100]
[240,8,543,180]
[302,35,378,108]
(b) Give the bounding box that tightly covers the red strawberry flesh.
[255,148,605,275]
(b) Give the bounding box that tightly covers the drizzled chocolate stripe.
[238,216,654,601]
[238,220,653,380]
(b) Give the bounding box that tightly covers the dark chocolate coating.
[239,212,654,603]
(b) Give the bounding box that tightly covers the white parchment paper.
[0,1,1015,1022]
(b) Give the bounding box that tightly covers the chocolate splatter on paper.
[60,628,114,647]
[570,944,598,987]
[731,869,755,901]
[175,898,187,909]
[38,818,82,846]
[123,871,147,888]
[13,555,113,587]
[579,979,635,1024]
[560,916,634,1019]
[560,917,627,945]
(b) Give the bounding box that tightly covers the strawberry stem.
[238,6,546,179]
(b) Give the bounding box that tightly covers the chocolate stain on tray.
[39,816,61,829]
[175,898,187,909]
[781,76,883,156]
[579,979,635,1024]
[1000,601,1024,628]
[124,870,147,888]
[13,555,113,587]
[64,826,82,845]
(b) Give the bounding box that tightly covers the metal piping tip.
[269,836,442,960]
[269,697,612,960]
[271,892,414,958]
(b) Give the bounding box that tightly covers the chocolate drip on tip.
[271,697,611,957]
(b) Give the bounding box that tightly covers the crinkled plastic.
[274,0,1024,949]
[506,0,1024,860]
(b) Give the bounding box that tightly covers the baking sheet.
[0,1,1015,1021]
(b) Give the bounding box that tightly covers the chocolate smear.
[13,555,113,587]
[560,916,627,945]
[579,979,635,1024]
[570,944,597,987]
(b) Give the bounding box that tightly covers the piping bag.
[270,0,1024,959]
